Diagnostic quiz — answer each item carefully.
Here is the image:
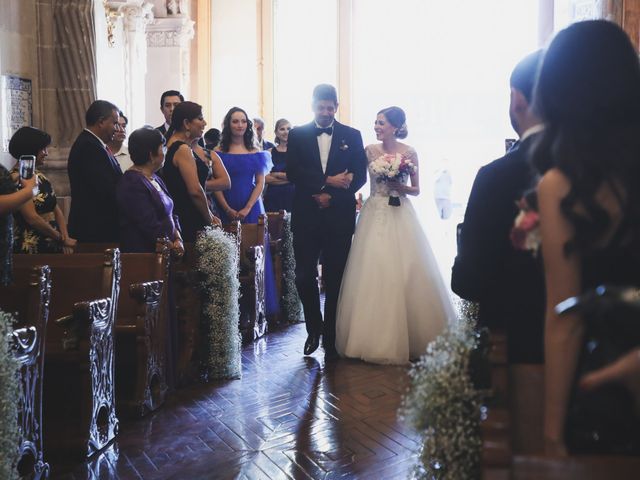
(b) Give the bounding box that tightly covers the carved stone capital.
[146,17,194,48]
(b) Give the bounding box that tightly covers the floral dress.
[0,166,17,284]
[11,169,62,254]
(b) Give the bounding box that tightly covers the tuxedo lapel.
[326,122,344,174]
[304,123,324,174]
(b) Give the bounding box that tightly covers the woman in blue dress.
[264,118,295,213]
[214,107,278,315]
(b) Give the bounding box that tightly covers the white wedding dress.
[335,144,456,365]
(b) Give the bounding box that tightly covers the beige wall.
[0,0,40,169]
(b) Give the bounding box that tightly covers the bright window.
[272,0,339,126]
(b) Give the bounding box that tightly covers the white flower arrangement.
[400,299,484,480]
[369,153,416,179]
[0,310,19,480]
[280,213,303,324]
[195,227,242,380]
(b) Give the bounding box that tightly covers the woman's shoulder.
[538,168,570,198]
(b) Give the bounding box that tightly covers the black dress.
[161,141,210,242]
[263,148,295,213]
[566,237,640,455]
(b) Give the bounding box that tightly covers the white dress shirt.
[315,121,334,173]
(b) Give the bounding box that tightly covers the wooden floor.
[56,323,420,479]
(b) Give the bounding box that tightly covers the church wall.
[0,0,40,170]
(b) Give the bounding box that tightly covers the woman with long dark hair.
[534,20,640,455]
[214,106,278,315]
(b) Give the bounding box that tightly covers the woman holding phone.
[0,156,37,285]
[9,126,76,254]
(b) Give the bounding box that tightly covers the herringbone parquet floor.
[57,323,420,480]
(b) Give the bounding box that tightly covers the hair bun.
[395,123,408,139]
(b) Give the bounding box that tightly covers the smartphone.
[19,155,35,179]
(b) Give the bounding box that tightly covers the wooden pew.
[74,241,171,416]
[266,210,286,322]
[0,266,51,480]
[13,250,120,464]
[481,332,640,479]
[172,241,201,386]
[234,215,267,342]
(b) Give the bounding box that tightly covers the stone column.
[36,0,97,196]
[145,14,194,125]
[105,1,155,129]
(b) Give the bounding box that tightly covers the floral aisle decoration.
[0,310,19,480]
[369,152,417,206]
[400,299,485,480]
[280,213,303,324]
[195,227,242,380]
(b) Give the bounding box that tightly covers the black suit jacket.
[67,130,123,242]
[156,124,168,137]
[451,134,545,363]
[286,121,367,232]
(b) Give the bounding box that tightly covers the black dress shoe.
[303,334,320,355]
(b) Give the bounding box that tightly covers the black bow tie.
[316,126,333,136]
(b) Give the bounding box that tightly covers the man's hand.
[325,170,353,189]
[312,193,332,209]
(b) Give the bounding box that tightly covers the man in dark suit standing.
[156,90,183,137]
[68,100,123,243]
[287,84,367,359]
[451,51,546,364]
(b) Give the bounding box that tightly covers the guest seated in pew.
[0,162,37,285]
[161,101,221,241]
[117,126,184,255]
[9,126,76,254]
[533,20,640,455]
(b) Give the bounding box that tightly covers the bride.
[335,106,455,365]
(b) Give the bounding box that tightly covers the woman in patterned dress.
[9,126,75,254]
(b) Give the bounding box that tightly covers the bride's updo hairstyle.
[378,106,408,139]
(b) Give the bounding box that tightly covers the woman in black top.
[161,101,221,241]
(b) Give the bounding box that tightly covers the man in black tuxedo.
[67,100,123,243]
[156,90,183,137]
[287,84,367,358]
[451,51,546,364]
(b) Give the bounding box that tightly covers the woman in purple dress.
[116,127,183,255]
[214,107,278,314]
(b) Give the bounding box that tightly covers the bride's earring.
[186,130,191,139]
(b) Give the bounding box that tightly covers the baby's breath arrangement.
[280,213,303,324]
[195,227,242,380]
[0,310,19,480]
[400,299,484,480]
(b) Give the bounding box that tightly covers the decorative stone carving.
[146,17,194,48]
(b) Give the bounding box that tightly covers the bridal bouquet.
[370,153,417,206]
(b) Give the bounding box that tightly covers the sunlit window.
[272,0,339,126]
[351,0,540,273]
